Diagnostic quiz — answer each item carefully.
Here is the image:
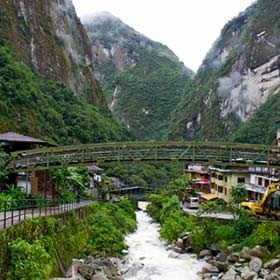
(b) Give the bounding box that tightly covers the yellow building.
[210,166,250,202]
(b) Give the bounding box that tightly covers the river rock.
[249,257,262,273]
[240,247,252,260]
[209,243,221,256]
[168,251,180,258]
[275,267,280,276]
[264,274,280,280]
[173,246,183,254]
[241,266,258,280]
[199,249,212,258]
[78,257,122,280]
[208,260,226,272]
[251,245,269,259]
[264,259,280,270]
[216,252,228,263]
[201,263,220,274]
[221,267,237,280]
[227,253,240,263]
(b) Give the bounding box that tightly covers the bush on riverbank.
[0,199,136,279]
[147,191,280,257]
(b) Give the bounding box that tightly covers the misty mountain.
[83,12,193,140]
[168,0,280,144]
[0,1,131,144]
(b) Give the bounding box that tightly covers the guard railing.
[0,198,93,230]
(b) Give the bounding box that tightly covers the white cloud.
[72,0,256,72]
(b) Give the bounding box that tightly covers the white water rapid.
[123,202,204,280]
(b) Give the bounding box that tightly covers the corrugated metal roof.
[0,132,47,144]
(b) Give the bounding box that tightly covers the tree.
[163,174,192,199]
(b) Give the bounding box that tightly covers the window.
[258,177,262,186]
[211,173,216,178]
[237,177,245,184]
[218,175,223,181]
[224,188,227,195]
[218,186,223,193]
[224,176,227,182]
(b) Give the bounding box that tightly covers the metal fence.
[0,198,93,230]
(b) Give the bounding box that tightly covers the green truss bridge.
[8,141,280,172]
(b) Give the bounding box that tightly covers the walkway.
[0,200,94,231]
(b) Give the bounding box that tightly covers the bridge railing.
[0,198,92,230]
[8,141,280,172]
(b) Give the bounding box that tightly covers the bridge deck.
[7,141,280,172]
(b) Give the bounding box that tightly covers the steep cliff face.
[169,0,280,142]
[83,12,193,140]
[0,0,106,107]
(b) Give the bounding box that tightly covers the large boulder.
[249,257,262,273]
[78,257,122,280]
[239,247,252,261]
[251,245,269,259]
[241,266,258,280]
[221,267,237,280]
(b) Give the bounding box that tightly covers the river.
[123,202,204,280]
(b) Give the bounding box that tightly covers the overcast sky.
[72,0,256,72]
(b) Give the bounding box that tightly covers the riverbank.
[0,200,136,280]
[54,202,204,280]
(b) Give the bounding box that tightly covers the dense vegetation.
[0,43,132,144]
[102,162,185,189]
[0,200,136,279]
[229,91,280,144]
[147,182,280,256]
[84,13,193,140]
[168,0,280,144]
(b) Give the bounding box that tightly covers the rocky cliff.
[0,1,131,144]
[169,0,280,143]
[0,0,106,107]
[83,12,193,140]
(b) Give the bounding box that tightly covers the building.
[0,132,56,196]
[185,164,210,194]
[210,166,250,202]
[277,121,280,147]
[0,132,54,153]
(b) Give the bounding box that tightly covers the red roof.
[0,132,48,144]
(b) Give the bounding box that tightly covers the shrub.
[7,239,51,280]
[86,213,127,257]
[160,211,194,243]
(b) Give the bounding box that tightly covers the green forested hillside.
[0,43,132,144]
[168,0,280,144]
[84,13,193,140]
[229,91,280,144]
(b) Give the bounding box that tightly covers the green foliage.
[160,195,180,223]
[146,193,168,221]
[163,174,192,198]
[168,0,280,143]
[85,17,193,140]
[7,239,51,280]
[103,162,183,189]
[0,192,12,210]
[160,211,193,243]
[242,222,280,253]
[86,213,127,257]
[0,199,136,278]
[0,44,131,145]
[49,167,90,201]
[230,185,248,205]
[230,91,280,144]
